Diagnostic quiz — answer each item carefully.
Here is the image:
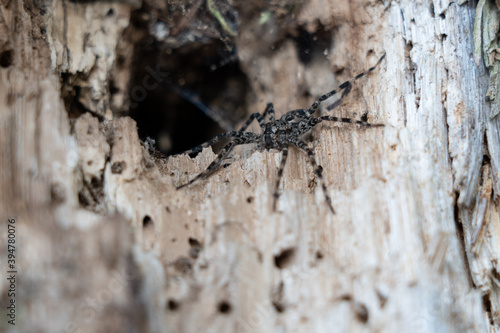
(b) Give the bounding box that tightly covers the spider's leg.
[173,111,267,158]
[309,115,384,128]
[239,112,266,132]
[307,53,386,116]
[239,104,274,133]
[292,139,335,214]
[176,141,236,189]
[176,133,258,189]
[263,103,276,121]
[172,130,244,157]
[272,146,289,211]
[326,83,352,112]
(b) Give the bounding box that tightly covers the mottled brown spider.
[174,54,386,214]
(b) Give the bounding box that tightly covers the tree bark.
[0,0,496,332]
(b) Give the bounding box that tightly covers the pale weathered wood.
[0,0,498,332]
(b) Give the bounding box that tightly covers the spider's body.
[174,54,386,214]
[261,117,294,149]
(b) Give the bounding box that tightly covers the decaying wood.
[1,0,499,332]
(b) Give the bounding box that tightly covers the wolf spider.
[174,54,386,214]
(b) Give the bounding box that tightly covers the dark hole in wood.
[167,299,179,311]
[272,301,285,313]
[0,49,13,68]
[218,301,231,314]
[274,248,295,269]
[143,215,153,227]
[315,250,324,260]
[354,302,369,324]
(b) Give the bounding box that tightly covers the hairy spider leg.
[176,132,259,189]
[175,101,279,158]
[264,103,276,121]
[292,138,335,214]
[240,112,267,132]
[172,130,243,157]
[176,141,235,189]
[272,146,289,211]
[326,83,352,112]
[307,53,386,117]
[309,115,385,128]
[175,103,278,187]
[173,112,267,157]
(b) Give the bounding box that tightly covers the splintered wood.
[1,0,497,332]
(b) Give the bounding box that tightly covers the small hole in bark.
[107,8,114,16]
[376,289,388,309]
[143,215,153,228]
[0,49,14,68]
[361,111,368,122]
[247,196,254,203]
[354,302,369,324]
[272,301,285,313]
[293,24,332,65]
[189,237,202,258]
[271,281,285,313]
[483,294,494,325]
[167,299,179,311]
[315,250,324,260]
[274,248,295,269]
[188,237,201,246]
[218,301,231,314]
[166,206,171,213]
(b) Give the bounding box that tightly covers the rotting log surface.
[0,0,497,332]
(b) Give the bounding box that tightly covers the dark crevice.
[143,215,153,228]
[167,299,180,311]
[218,301,231,314]
[78,171,105,212]
[291,24,333,65]
[60,72,107,121]
[315,250,324,260]
[0,49,14,68]
[271,281,285,313]
[453,193,474,289]
[442,66,451,169]
[188,237,203,259]
[353,302,369,324]
[274,248,295,269]
[128,35,249,156]
[483,294,494,325]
